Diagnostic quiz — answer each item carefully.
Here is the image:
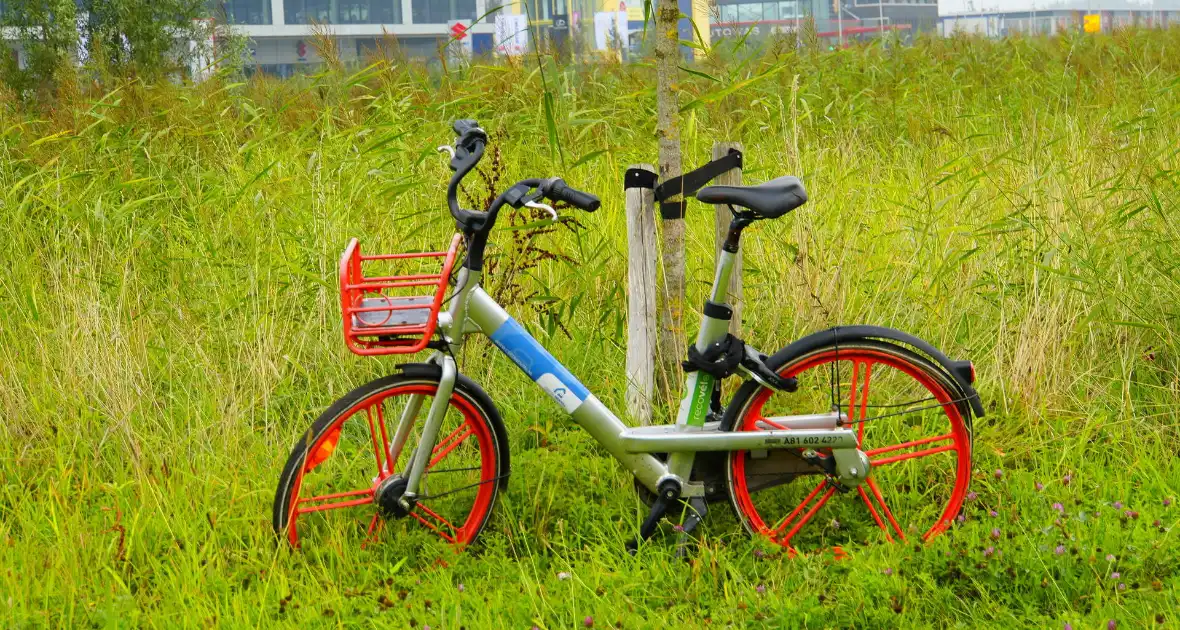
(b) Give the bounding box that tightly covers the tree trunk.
[654,0,683,410]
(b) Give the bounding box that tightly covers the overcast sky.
[939,0,1178,15]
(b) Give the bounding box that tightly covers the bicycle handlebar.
[542,178,601,212]
[444,119,598,234]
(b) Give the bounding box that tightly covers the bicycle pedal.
[674,497,709,560]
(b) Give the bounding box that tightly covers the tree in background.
[1,0,207,92]
[0,0,80,93]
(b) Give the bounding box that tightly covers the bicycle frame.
[394,237,861,503]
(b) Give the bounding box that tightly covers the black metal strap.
[659,201,687,220]
[625,167,657,190]
[654,149,743,203]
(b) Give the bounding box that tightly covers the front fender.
[762,325,985,419]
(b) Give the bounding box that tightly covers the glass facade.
[717,0,807,22]
[285,0,402,24]
[210,0,272,24]
[411,0,476,23]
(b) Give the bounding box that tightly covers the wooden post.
[711,142,744,335]
[625,165,658,426]
[654,0,684,406]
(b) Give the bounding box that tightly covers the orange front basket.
[339,234,462,356]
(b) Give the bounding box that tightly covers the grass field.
[2,29,1180,627]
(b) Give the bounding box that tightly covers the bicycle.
[272,119,985,554]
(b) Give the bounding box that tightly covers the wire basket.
[339,234,462,356]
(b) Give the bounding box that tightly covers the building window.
[413,0,477,23]
[737,3,761,21]
[283,0,402,23]
[209,0,272,24]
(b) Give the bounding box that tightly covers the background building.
[938,0,1179,35]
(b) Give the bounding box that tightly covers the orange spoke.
[756,416,790,430]
[866,433,955,457]
[847,361,872,444]
[362,513,384,549]
[428,426,474,470]
[296,495,373,514]
[366,405,385,473]
[867,478,906,541]
[781,487,836,545]
[298,488,373,503]
[768,481,825,539]
[858,486,895,543]
[376,403,392,474]
[409,504,457,543]
[872,444,957,467]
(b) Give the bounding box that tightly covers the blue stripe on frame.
[488,317,591,401]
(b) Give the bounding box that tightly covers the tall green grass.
[1,29,1178,626]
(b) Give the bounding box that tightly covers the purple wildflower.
[957,513,966,523]
[584,616,594,628]
[1036,481,1044,491]
[1165,498,1172,507]
[756,584,766,594]
[1117,583,1126,591]
[967,491,978,500]
[673,524,685,532]
[753,549,766,559]
[994,469,1004,479]
[1063,474,1072,486]
[1108,622,1117,630]
[991,528,1001,540]
[984,546,995,557]
[1113,501,1123,509]
[1094,511,1101,518]
[883,568,893,576]
[1106,554,1116,562]
[1052,502,1065,513]
[1154,519,1162,527]
[1064,623,1073,630]
[1111,572,1120,580]
[990,510,998,517]
[1125,510,1139,519]
[1055,545,1065,555]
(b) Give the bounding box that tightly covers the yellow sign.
[1084,13,1101,33]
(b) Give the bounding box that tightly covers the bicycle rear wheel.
[273,367,508,549]
[725,340,972,552]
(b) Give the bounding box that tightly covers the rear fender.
[759,325,985,419]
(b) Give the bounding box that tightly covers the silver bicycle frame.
[397,239,863,500]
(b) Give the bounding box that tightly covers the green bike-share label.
[684,372,715,427]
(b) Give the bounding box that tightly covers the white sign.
[494,13,529,56]
[593,11,627,51]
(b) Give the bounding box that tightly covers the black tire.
[272,364,509,547]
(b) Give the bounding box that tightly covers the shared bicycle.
[272,119,984,554]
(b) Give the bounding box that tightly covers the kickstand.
[674,497,709,560]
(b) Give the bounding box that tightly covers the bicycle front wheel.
[273,367,508,549]
[725,340,973,553]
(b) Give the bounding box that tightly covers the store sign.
[494,13,529,56]
[1083,13,1101,32]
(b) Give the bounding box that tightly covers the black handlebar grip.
[452,119,480,136]
[546,179,601,212]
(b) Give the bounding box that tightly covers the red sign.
[450,22,468,40]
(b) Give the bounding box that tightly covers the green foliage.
[0,0,79,92]
[82,0,207,77]
[0,0,207,93]
[0,30,1179,627]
